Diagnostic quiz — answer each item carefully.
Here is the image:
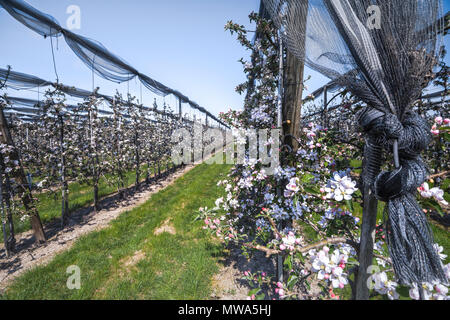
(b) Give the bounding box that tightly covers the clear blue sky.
[0,0,260,120]
[0,0,449,119]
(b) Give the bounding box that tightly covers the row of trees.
[0,87,213,256]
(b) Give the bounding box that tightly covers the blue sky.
[0,0,261,120]
[0,0,449,120]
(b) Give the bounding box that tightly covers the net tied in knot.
[356,107,447,286]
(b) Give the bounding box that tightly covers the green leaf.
[422,198,444,217]
[350,159,362,168]
[284,255,293,270]
[305,280,311,291]
[287,275,298,289]
[256,293,265,300]
[248,288,260,296]
[304,186,319,195]
[301,173,315,183]
[345,199,354,213]
[441,178,450,191]
[443,132,450,142]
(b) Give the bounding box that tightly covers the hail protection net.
[0,67,52,90]
[0,0,227,127]
[263,0,444,119]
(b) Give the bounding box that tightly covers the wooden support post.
[323,85,328,129]
[0,108,46,243]
[179,98,182,122]
[283,50,305,152]
[276,31,285,284]
[276,2,307,283]
[88,107,100,211]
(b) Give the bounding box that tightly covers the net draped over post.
[263,0,447,285]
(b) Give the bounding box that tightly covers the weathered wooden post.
[88,103,100,211]
[0,107,46,243]
[276,31,285,283]
[323,85,328,129]
[283,51,305,152]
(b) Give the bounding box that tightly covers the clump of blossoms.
[308,245,354,290]
[419,182,448,206]
[203,10,450,301]
[369,238,450,300]
[197,117,365,300]
[430,116,450,136]
[323,171,358,202]
[317,207,360,230]
[369,271,400,300]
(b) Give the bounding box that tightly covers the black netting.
[63,30,137,83]
[0,67,52,90]
[264,0,444,119]
[0,67,228,127]
[0,0,61,37]
[310,79,342,99]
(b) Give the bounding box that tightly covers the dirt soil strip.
[0,163,199,291]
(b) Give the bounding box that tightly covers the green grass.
[3,161,172,236]
[2,161,231,300]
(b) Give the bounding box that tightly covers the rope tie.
[357,107,448,286]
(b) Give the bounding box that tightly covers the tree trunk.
[59,114,68,228]
[0,174,9,257]
[4,173,15,252]
[0,109,46,243]
[93,183,99,212]
[135,141,140,191]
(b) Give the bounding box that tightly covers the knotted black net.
[263,0,447,285]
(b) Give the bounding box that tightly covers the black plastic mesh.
[63,30,137,83]
[0,67,52,90]
[263,0,444,119]
[0,67,228,127]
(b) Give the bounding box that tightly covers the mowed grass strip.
[5,161,171,236]
[2,162,231,300]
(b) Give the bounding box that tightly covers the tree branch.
[429,170,449,180]
[243,237,358,258]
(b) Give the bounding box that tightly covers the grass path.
[7,162,171,236]
[2,162,231,300]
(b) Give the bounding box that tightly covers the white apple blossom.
[324,172,358,202]
[419,183,449,206]
[371,272,399,300]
